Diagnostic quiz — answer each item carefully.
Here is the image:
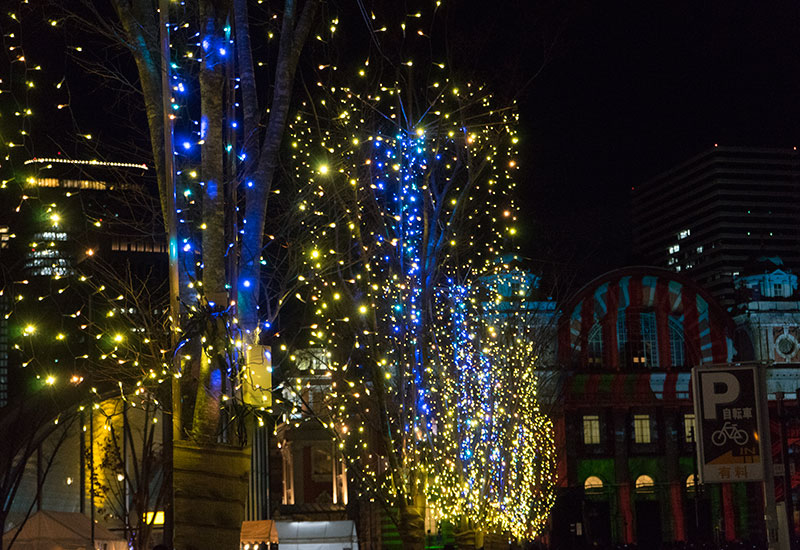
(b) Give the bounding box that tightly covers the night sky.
[509,0,800,285]
[7,0,800,291]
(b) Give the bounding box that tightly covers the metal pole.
[79,410,85,514]
[777,392,795,546]
[691,426,700,538]
[159,1,178,547]
[122,402,129,543]
[159,0,180,440]
[90,408,95,547]
[759,366,786,550]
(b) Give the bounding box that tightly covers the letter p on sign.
[702,372,740,420]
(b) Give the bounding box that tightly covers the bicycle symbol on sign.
[711,421,749,446]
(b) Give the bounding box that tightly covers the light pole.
[777,391,796,549]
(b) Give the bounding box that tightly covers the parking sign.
[692,365,764,483]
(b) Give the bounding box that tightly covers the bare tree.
[89,396,170,550]
[0,395,79,550]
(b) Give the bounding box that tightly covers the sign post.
[692,364,787,550]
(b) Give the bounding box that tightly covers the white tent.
[2,510,127,550]
[241,520,358,550]
[275,521,358,550]
[240,520,278,547]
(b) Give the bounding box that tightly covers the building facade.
[733,257,800,364]
[551,266,800,548]
[631,146,800,309]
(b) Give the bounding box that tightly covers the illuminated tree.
[1,1,558,547]
[442,264,557,542]
[87,0,321,547]
[2,0,321,546]
[286,58,556,544]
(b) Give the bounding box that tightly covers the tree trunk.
[190,0,227,444]
[398,500,426,550]
[237,0,319,331]
[172,441,250,550]
[455,518,484,550]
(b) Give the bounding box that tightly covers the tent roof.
[3,510,125,549]
[240,520,279,544]
[241,520,358,548]
[275,520,357,544]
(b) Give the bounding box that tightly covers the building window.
[584,476,604,492]
[619,310,659,368]
[640,312,659,367]
[588,324,603,366]
[282,446,294,505]
[312,446,333,476]
[617,312,628,363]
[633,414,651,444]
[684,413,696,443]
[635,474,655,492]
[669,316,686,367]
[774,283,785,297]
[583,415,601,445]
[686,474,697,491]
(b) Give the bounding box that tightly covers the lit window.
[584,476,604,492]
[686,474,697,491]
[633,414,651,444]
[583,415,601,445]
[635,474,655,492]
[143,511,165,525]
[684,413,696,443]
[668,244,680,254]
[677,229,690,240]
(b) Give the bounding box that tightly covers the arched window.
[617,311,628,361]
[635,474,655,492]
[584,476,604,492]
[640,312,659,367]
[588,324,603,366]
[618,310,659,367]
[669,316,686,367]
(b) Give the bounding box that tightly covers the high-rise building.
[631,146,800,309]
[0,156,166,405]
